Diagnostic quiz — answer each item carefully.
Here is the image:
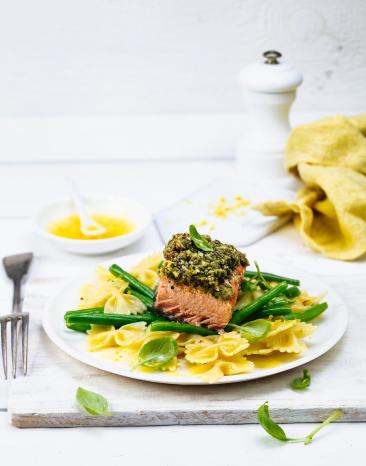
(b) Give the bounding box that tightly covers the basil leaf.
[291,369,311,390]
[189,224,213,252]
[138,336,178,369]
[257,402,289,441]
[258,402,343,444]
[236,319,271,342]
[76,387,111,416]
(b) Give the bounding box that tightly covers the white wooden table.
[1,115,365,464]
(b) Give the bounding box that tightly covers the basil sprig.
[258,402,343,445]
[137,336,178,369]
[241,261,271,292]
[76,386,111,416]
[291,369,311,390]
[189,225,213,252]
[230,319,271,342]
[253,260,271,290]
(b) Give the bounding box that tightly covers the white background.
[0,0,365,164]
[0,0,365,118]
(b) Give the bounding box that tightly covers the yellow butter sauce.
[97,348,180,377]
[187,354,300,377]
[247,353,299,369]
[48,213,135,240]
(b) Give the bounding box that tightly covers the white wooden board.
[7,274,365,428]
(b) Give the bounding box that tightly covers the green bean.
[109,264,155,300]
[262,297,289,308]
[244,270,300,286]
[66,322,91,333]
[283,286,301,299]
[64,307,104,321]
[64,308,105,332]
[67,312,157,328]
[230,282,288,325]
[255,306,292,318]
[284,303,328,322]
[126,288,155,310]
[150,321,217,336]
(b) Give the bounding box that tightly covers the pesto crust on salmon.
[155,233,248,330]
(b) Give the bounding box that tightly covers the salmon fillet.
[155,265,244,330]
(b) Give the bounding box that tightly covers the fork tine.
[21,313,29,375]
[1,320,8,379]
[11,318,18,378]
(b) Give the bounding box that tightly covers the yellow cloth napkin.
[256,114,366,260]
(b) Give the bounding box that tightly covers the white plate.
[43,253,348,385]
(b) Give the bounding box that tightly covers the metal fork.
[1,253,33,379]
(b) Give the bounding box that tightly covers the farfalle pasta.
[195,358,255,384]
[291,290,327,311]
[243,320,314,356]
[129,253,163,289]
[85,320,314,383]
[79,265,147,315]
[79,254,163,315]
[87,322,180,372]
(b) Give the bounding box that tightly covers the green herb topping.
[161,229,248,300]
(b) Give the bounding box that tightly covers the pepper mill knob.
[263,50,282,65]
[237,51,303,177]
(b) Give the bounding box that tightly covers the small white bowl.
[34,195,151,255]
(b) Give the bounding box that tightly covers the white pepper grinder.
[237,51,303,177]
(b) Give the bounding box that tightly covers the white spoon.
[66,178,106,236]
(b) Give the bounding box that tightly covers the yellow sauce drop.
[209,195,251,219]
[48,213,135,240]
[247,353,300,369]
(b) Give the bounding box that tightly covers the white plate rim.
[42,252,349,385]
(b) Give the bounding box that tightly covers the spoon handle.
[66,177,92,226]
